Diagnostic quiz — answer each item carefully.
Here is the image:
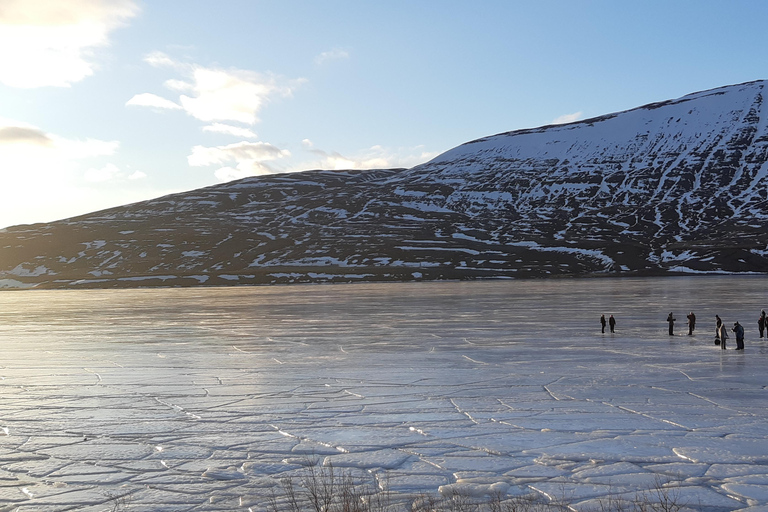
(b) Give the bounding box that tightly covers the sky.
[1,1,768,229]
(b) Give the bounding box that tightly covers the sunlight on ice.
[0,277,767,509]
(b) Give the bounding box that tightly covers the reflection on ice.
[1,277,768,510]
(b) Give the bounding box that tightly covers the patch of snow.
[118,275,179,282]
[452,233,483,242]
[396,246,481,255]
[82,240,107,250]
[306,273,373,279]
[8,264,51,277]
[0,279,37,289]
[401,201,453,212]
[268,273,304,279]
[509,241,614,268]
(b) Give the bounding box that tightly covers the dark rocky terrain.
[2,80,768,289]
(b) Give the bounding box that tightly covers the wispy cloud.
[0,0,139,88]
[129,52,434,182]
[314,48,350,66]
[127,52,305,125]
[125,93,183,111]
[202,123,258,138]
[299,142,438,171]
[143,50,179,69]
[188,141,291,181]
[552,111,583,125]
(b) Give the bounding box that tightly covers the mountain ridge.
[2,80,768,289]
[464,79,766,143]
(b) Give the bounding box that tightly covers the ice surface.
[1,276,767,510]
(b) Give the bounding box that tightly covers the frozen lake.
[1,277,768,511]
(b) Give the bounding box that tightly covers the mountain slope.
[2,80,768,289]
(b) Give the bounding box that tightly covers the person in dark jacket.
[759,310,766,338]
[715,315,722,345]
[600,314,607,334]
[667,312,676,336]
[609,315,616,333]
[687,312,696,335]
[719,321,728,350]
[732,322,745,350]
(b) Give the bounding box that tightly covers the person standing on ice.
[600,314,607,334]
[719,321,728,350]
[667,312,676,336]
[732,322,745,350]
[758,310,766,338]
[715,315,723,345]
[609,315,616,333]
[687,312,696,335]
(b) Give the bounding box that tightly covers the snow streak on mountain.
[3,80,768,289]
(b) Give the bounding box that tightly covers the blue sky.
[1,1,767,229]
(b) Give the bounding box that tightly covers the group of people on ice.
[600,309,768,351]
[708,314,746,350]
[600,314,616,333]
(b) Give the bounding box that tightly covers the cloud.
[163,78,191,91]
[202,123,257,139]
[188,141,289,166]
[314,49,350,66]
[130,54,305,125]
[82,162,143,183]
[301,144,438,171]
[552,111,583,125]
[0,119,117,165]
[0,126,53,146]
[0,119,123,227]
[0,0,139,88]
[189,139,438,181]
[188,141,291,181]
[213,163,274,181]
[84,162,120,182]
[143,50,179,69]
[179,68,297,124]
[126,93,182,110]
[0,120,118,173]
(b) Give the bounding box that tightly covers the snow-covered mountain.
[3,80,768,289]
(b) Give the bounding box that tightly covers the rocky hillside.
[2,80,768,289]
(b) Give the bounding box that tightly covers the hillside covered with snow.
[2,80,768,289]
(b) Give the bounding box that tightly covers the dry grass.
[263,459,693,512]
